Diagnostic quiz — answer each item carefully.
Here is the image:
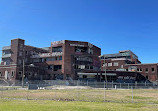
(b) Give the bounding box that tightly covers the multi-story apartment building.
[0,38,101,81]
[101,50,158,82]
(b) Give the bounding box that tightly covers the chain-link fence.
[0,80,158,104]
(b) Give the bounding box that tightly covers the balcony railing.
[31,52,63,58]
[2,54,11,58]
[2,46,11,50]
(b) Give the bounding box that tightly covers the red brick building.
[0,38,101,81]
[1,38,157,83]
[101,50,158,82]
[125,64,158,82]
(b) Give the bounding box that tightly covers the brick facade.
[0,38,101,81]
[101,50,158,82]
[1,38,157,82]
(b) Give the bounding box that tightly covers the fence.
[0,80,158,104]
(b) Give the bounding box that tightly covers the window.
[108,63,112,66]
[48,65,53,70]
[88,48,93,54]
[25,51,28,55]
[114,62,118,66]
[19,52,23,56]
[75,65,86,69]
[28,72,32,76]
[121,65,124,68]
[25,58,28,62]
[137,68,139,71]
[54,65,62,71]
[140,68,142,72]
[145,68,148,73]
[18,60,22,65]
[59,56,62,60]
[137,68,142,72]
[33,58,41,63]
[57,56,61,60]
[102,63,107,67]
[90,66,93,69]
[19,71,22,75]
[75,47,88,53]
[83,75,87,79]
[19,44,23,50]
[75,65,78,69]
[11,71,15,77]
[0,72,2,77]
[52,46,62,52]
[76,57,92,62]
[79,65,85,69]
[152,68,155,72]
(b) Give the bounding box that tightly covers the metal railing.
[2,46,11,50]
[2,54,11,58]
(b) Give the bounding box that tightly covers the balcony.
[2,54,11,58]
[31,52,63,58]
[2,46,11,50]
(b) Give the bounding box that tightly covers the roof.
[102,52,131,58]
[128,63,158,65]
[51,40,101,49]
[101,50,139,59]
[41,47,50,51]
[25,45,49,51]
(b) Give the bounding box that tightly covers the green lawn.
[1,89,158,103]
[0,99,158,111]
[0,88,158,111]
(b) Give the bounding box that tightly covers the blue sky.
[0,0,158,63]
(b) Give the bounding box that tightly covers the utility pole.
[103,55,108,90]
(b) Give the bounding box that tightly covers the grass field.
[1,88,158,103]
[0,99,158,111]
[0,88,158,111]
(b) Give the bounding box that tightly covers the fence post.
[115,85,117,90]
[87,80,88,86]
[79,80,80,86]
[1,86,3,99]
[104,81,106,101]
[27,84,29,100]
[77,80,78,86]
[120,83,121,89]
[77,87,80,101]
[135,81,137,89]
[112,81,113,89]
[128,83,129,89]
[131,86,133,103]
